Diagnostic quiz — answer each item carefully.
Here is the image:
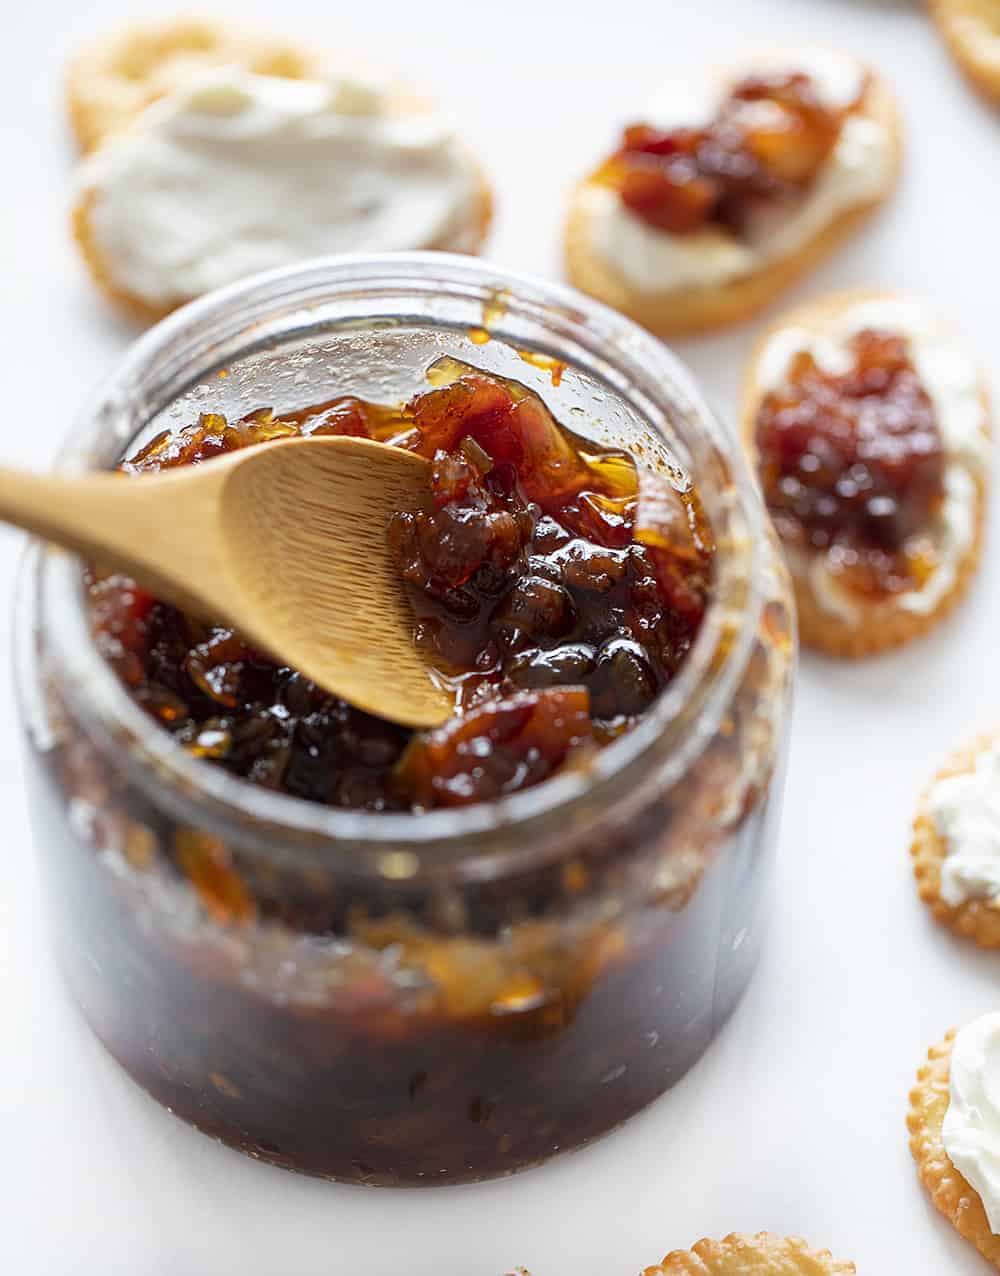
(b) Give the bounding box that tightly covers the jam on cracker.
[754,329,946,598]
[602,70,859,238]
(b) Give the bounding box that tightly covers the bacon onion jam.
[598,70,861,237]
[754,330,946,599]
[89,358,714,811]
[27,261,797,1190]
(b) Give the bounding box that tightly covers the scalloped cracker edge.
[909,1029,1000,1268]
[911,730,1000,947]
[645,1232,855,1275]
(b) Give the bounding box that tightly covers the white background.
[2,0,998,1272]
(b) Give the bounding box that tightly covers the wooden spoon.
[5,436,454,729]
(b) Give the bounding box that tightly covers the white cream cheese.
[584,49,894,294]
[756,299,989,624]
[930,747,1000,907]
[78,67,482,307]
[943,1012,1000,1233]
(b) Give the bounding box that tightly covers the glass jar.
[15,253,794,1186]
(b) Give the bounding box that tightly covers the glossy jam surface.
[42,347,795,1188]
[601,71,856,236]
[89,360,713,811]
[754,329,945,597]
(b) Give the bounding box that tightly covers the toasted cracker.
[645,1233,855,1275]
[66,16,324,153]
[908,1030,1000,1268]
[739,288,990,657]
[72,144,493,325]
[911,731,1000,947]
[928,0,1000,106]
[563,66,900,337]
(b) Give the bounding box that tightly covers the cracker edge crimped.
[646,1231,855,1275]
[737,287,990,658]
[563,64,901,337]
[908,1029,1000,1269]
[911,731,1000,947]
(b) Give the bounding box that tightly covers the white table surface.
[3,0,999,1271]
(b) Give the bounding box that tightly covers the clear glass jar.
[15,254,794,1185]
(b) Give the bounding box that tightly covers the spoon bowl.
[0,436,453,728]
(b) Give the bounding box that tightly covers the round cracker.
[908,1029,1000,1268]
[72,147,494,325]
[646,1232,855,1275]
[563,66,901,337]
[912,731,1000,947]
[66,16,324,153]
[739,288,990,658]
[928,0,1000,106]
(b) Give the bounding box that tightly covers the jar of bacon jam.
[15,255,794,1185]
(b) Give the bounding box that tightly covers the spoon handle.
[0,463,228,611]
[0,466,135,557]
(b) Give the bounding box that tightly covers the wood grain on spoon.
[0,436,453,728]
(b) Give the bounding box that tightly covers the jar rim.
[21,252,767,873]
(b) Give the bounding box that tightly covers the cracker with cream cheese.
[564,51,901,337]
[69,49,493,323]
[911,732,1000,948]
[66,16,324,153]
[72,153,493,325]
[909,1028,1000,1269]
[740,290,989,657]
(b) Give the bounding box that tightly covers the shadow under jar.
[15,254,795,1185]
